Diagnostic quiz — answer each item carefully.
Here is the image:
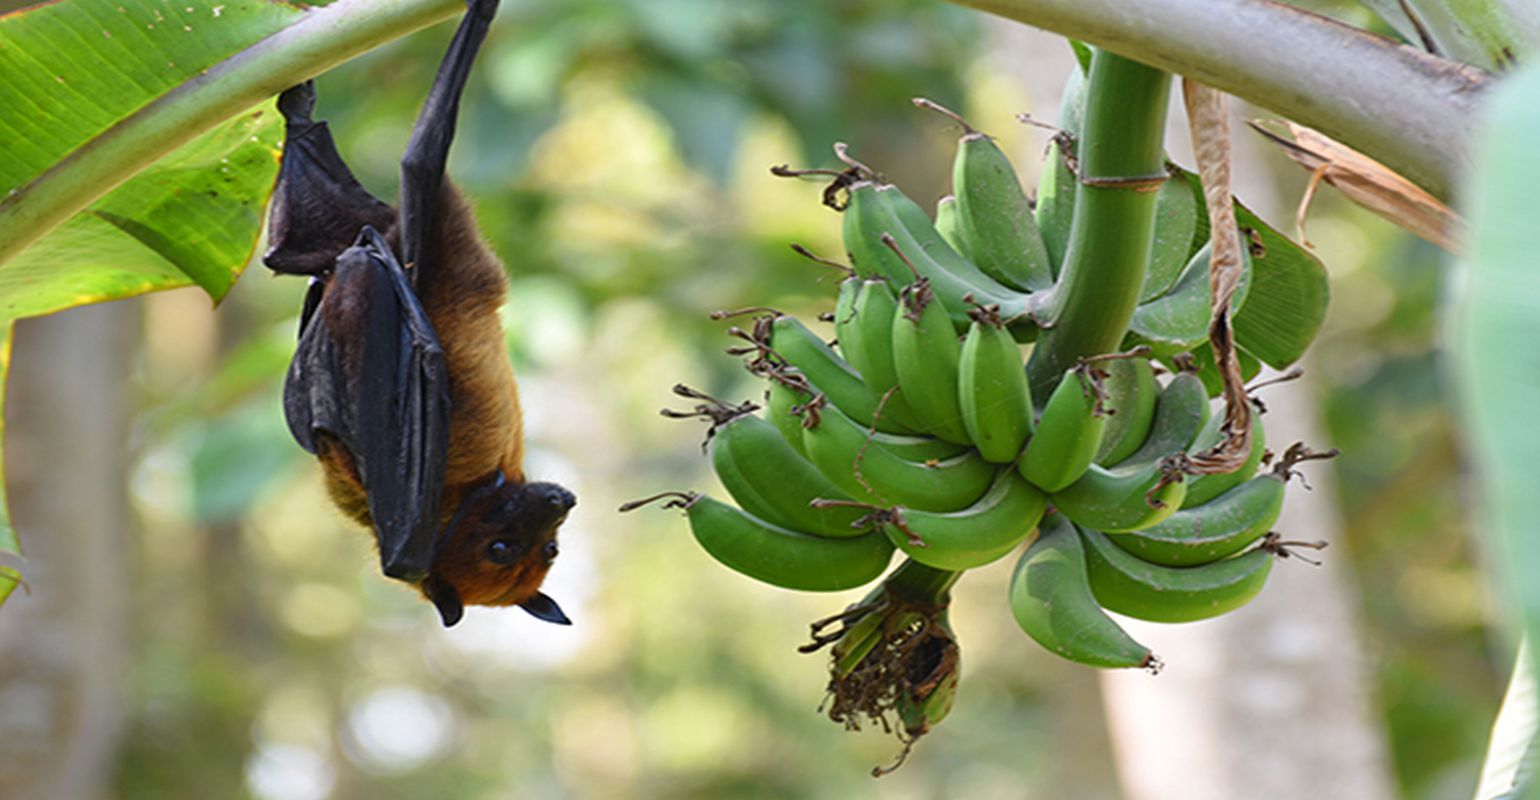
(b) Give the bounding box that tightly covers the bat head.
[422,475,576,628]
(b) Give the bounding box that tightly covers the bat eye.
[485,539,524,565]
[542,540,559,563]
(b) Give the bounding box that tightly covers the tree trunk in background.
[990,19,1398,798]
[0,302,137,800]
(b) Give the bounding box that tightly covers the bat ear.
[424,576,464,627]
[520,592,571,626]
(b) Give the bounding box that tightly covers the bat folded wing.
[284,227,452,583]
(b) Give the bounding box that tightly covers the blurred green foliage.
[1308,203,1503,798]
[105,2,1506,798]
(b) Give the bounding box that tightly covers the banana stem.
[1026,50,1171,400]
[882,559,962,604]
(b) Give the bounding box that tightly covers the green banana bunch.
[801,397,996,512]
[624,492,894,592]
[958,306,1034,463]
[891,279,972,444]
[1094,355,1158,466]
[1080,525,1276,622]
[876,469,1048,571]
[914,98,1054,292]
[1008,513,1159,669]
[1019,362,1106,492]
[732,310,919,434]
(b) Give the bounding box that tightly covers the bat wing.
[264,82,397,276]
[284,227,452,582]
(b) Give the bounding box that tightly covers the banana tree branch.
[0,0,462,270]
[949,0,1489,201]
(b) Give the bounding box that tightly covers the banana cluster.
[627,98,1331,760]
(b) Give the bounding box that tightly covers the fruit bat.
[262,0,574,628]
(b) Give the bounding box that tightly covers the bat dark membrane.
[262,0,573,628]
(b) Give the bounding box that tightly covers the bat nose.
[541,484,576,513]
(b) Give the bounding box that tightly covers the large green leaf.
[1476,639,1540,800]
[0,109,282,316]
[0,1,298,202]
[1456,58,1540,800]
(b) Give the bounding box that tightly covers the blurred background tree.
[0,1,1505,798]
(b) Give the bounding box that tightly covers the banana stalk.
[1026,50,1173,399]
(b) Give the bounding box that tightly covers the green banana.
[839,278,927,427]
[1108,472,1285,567]
[935,194,966,257]
[802,398,996,512]
[880,469,1047,570]
[831,273,864,361]
[851,427,972,463]
[1051,458,1187,532]
[750,312,920,434]
[1181,409,1266,509]
[1009,513,1158,669]
[920,99,1054,292]
[958,308,1034,463]
[1116,369,1211,467]
[1019,364,1105,492]
[1140,174,1200,303]
[708,409,873,538]
[1034,67,1084,274]
[891,280,973,444]
[770,372,968,463]
[882,182,1040,325]
[1094,355,1158,465]
[764,369,814,456]
[630,492,895,592]
[1080,525,1276,622]
[1129,240,1254,356]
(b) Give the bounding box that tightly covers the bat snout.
[536,484,576,514]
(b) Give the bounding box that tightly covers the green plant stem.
[1026,50,1170,399]
[0,0,462,271]
[948,0,1487,200]
[883,559,962,605]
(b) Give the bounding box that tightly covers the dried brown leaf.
[1251,119,1464,253]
